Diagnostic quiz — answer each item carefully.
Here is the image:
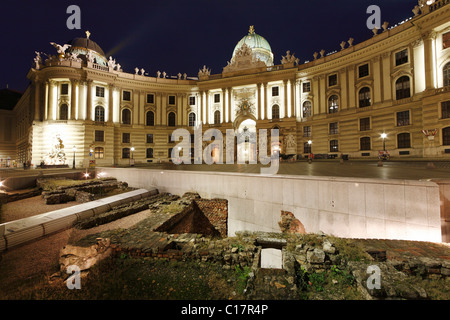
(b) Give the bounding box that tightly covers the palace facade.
[4,0,450,167]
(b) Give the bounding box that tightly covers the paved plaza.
[112,159,450,181]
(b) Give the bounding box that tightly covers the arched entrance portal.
[236,118,257,163]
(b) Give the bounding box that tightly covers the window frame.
[59,104,68,120]
[395,49,409,66]
[94,106,105,122]
[122,132,131,144]
[358,64,370,78]
[96,86,105,98]
[395,76,411,100]
[360,137,371,151]
[329,139,339,152]
[94,147,104,159]
[328,74,338,87]
[328,95,339,114]
[397,132,411,149]
[272,104,280,119]
[396,110,410,127]
[168,112,176,127]
[122,90,131,101]
[121,108,132,125]
[94,130,104,142]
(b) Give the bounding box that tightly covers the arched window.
[95,106,105,122]
[272,104,280,119]
[444,62,450,87]
[188,112,196,127]
[122,108,131,125]
[94,147,104,159]
[360,137,371,151]
[214,110,220,124]
[328,95,339,114]
[302,101,312,118]
[59,104,68,120]
[168,112,176,127]
[146,111,155,126]
[395,76,411,100]
[359,87,371,108]
[397,133,411,149]
[443,127,450,146]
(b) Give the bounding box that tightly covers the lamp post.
[72,146,77,169]
[381,133,387,151]
[130,147,135,166]
[308,140,312,163]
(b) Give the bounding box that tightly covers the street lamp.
[380,133,387,151]
[72,146,77,169]
[307,140,313,162]
[130,147,135,166]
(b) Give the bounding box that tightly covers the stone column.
[86,80,93,121]
[423,31,437,90]
[381,52,391,101]
[295,80,301,120]
[71,79,78,120]
[257,84,262,120]
[108,84,114,123]
[47,79,55,121]
[372,56,382,104]
[34,79,42,121]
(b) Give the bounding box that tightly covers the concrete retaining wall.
[97,168,442,242]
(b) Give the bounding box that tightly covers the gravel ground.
[0,194,153,297]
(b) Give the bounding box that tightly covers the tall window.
[146,134,153,144]
[146,148,154,158]
[330,140,339,152]
[188,112,196,127]
[146,111,155,126]
[303,126,311,137]
[360,117,371,131]
[122,133,130,143]
[444,32,450,50]
[397,110,410,126]
[122,148,130,159]
[443,127,450,145]
[442,101,450,119]
[304,142,311,154]
[214,93,220,103]
[444,62,450,87]
[302,82,311,93]
[360,137,371,151]
[94,147,104,159]
[329,122,338,135]
[189,96,196,105]
[397,133,411,149]
[168,112,176,126]
[122,109,131,125]
[59,104,68,120]
[146,93,154,104]
[272,105,280,119]
[395,49,408,66]
[328,95,339,114]
[214,110,221,124]
[302,101,312,117]
[95,106,105,122]
[395,76,411,100]
[359,87,371,107]
[168,95,176,105]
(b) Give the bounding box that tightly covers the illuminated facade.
[9,1,450,167]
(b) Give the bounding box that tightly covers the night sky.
[0,0,416,92]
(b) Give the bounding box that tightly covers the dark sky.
[0,0,416,92]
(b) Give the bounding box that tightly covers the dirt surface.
[0,206,153,297]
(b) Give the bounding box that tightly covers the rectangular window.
[358,64,369,78]
[168,95,176,105]
[189,96,196,105]
[122,148,130,159]
[214,93,220,103]
[329,122,338,135]
[395,49,408,66]
[122,133,130,143]
[146,134,153,144]
[397,133,411,149]
[303,126,311,137]
[442,101,450,119]
[328,74,337,87]
[272,86,279,97]
[94,130,104,142]
[123,90,131,101]
[61,83,69,95]
[302,82,311,93]
[443,32,450,50]
[94,147,104,159]
[146,148,153,159]
[360,117,371,131]
[96,86,105,97]
[360,137,371,151]
[304,142,312,154]
[147,94,154,104]
[397,110,410,126]
[330,140,339,152]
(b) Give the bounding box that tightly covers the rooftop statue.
[49,42,71,59]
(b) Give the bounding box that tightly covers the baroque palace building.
[3,0,450,168]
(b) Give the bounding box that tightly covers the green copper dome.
[232,26,274,66]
